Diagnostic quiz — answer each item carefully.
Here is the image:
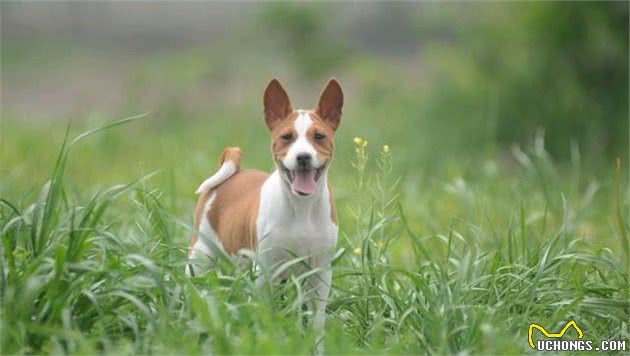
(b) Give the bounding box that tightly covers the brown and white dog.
[187,78,343,339]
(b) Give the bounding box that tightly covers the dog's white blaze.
[282,110,321,170]
[195,161,237,194]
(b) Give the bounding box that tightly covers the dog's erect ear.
[315,78,343,131]
[263,79,293,130]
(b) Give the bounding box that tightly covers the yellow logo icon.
[528,320,584,349]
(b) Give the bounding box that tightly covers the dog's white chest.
[256,171,338,271]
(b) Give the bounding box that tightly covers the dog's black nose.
[296,153,312,167]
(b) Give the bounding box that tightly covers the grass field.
[1,112,628,354]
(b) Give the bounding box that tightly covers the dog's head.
[263,78,343,197]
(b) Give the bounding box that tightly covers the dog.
[186,78,343,344]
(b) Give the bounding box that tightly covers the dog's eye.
[281,133,293,141]
[314,133,326,141]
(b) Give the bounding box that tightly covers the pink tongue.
[292,169,317,195]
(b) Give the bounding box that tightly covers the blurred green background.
[1,1,628,218]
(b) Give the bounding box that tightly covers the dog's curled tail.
[195,147,242,194]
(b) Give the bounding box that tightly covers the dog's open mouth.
[280,163,324,196]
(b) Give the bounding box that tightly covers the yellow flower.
[353,137,363,145]
[353,247,362,256]
[383,145,390,153]
[362,140,368,147]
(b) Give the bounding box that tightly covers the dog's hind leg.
[186,191,227,276]
[186,239,213,277]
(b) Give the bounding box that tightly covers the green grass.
[1,115,628,355]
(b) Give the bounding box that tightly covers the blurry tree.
[488,2,628,158]
[414,1,628,161]
[257,3,349,79]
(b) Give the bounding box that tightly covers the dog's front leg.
[307,269,332,354]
